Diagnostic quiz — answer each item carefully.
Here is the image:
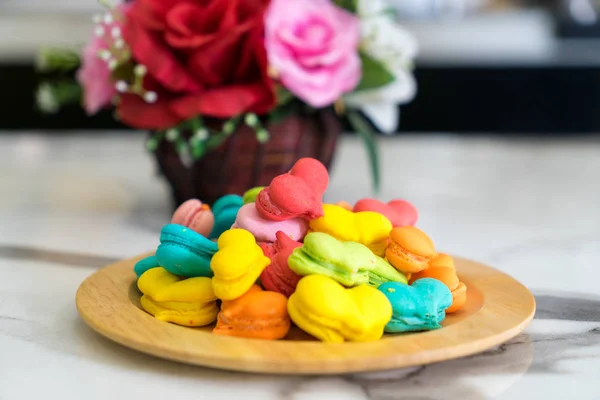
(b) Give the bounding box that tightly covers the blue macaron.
[133,255,160,278]
[378,278,452,333]
[209,194,243,239]
[155,223,218,277]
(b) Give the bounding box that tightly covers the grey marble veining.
[1,132,600,400]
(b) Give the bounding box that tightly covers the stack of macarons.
[134,157,467,342]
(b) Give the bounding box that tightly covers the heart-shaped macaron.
[232,203,308,243]
[210,228,270,300]
[378,278,452,333]
[353,198,418,227]
[288,232,406,287]
[309,204,393,257]
[138,267,218,327]
[255,158,329,221]
[288,275,392,342]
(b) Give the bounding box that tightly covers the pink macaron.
[171,199,215,237]
[353,198,418,227]
[232,203,308,243]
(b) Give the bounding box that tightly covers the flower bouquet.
[37,0,417,205]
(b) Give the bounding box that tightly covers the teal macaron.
[155,223,218,277]
[209,194,243,239]
[288,232,407,287]
[133,255,160,278]
[378,279,452,333]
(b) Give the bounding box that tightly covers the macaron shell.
[409,266,459,290]
[259,232,302,297]
[389,226,437,259]
[387,200,419,226]
[156,224,218,277]
[152,276,217,303]
[446,281,467,313]
[134,255,160,278]
[232,203,308,243]
[137,267,179,297]
[288,158,329,196]
[212,263,265,300]
[171,199,215,237]
[287,300,346,343]
[210,229,271,300]
[137,268,218,327]
[379,279,452,333]
[257,179,323,221]
[171,199,200,225]
[187,210,214,238]
[385,243,431,274]
[352,199,396,225]
[288,275,364,343]
[344,285,392,342]
[209,195,243,239]
[288,232,375,287]
[213,287,291,340]
[368,256,408,287]
[309,204,392,257]
[255,158,328,221]
[288,275,389,343]
[140,295,218,327]
[429,253,456,270]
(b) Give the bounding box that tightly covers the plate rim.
[76,253,536,375]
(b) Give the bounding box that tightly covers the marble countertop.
[1,132,599,399]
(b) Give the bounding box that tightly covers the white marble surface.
[1,132,600,399]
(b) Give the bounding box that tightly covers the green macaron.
[288,232,407,287]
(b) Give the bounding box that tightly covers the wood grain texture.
[75,254,535,375]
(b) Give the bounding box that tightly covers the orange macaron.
[213,285,291,340]
[410,253,466,313]
[386,226,437,274]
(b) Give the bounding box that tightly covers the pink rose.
[265,0,361,108]
[76,39,114,115]
[76,4,129,115]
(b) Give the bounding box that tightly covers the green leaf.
[356,52,395,92]
[205,132,227,150]
[275,85,295,106]
[191,141,206,159]
[347,110,380,193]
[334,0,357,12]
[36,47,80,72]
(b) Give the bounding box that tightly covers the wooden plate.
[76,254,535,375]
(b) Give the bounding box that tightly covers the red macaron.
[256,158,329,221]
[259,231,303,297]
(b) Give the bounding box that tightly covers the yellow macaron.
[309,204,393,256]
[137,267,218,327]
[210,228,270,300]
[288,275,392,343]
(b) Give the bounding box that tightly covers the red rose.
[118,0,276,129]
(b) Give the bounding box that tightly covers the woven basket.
[153,109,341,207]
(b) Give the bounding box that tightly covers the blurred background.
[3,0,600,133]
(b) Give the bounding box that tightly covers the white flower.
[345,0,418,133]
[36,84,59,114]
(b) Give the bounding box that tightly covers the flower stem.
[346,110,381,194]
